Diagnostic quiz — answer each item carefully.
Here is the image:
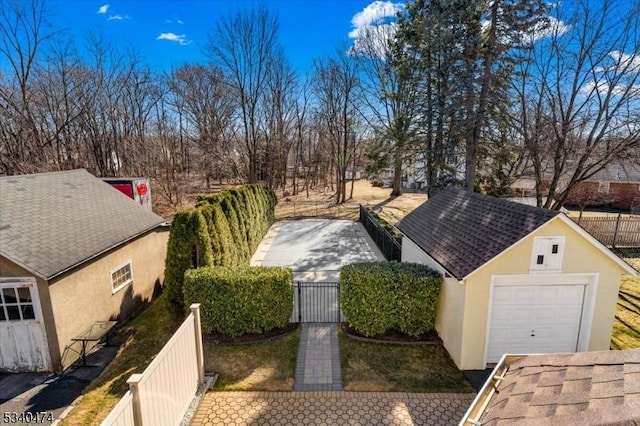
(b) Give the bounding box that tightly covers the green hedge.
[164,209,214,317]
[183,266,293,336]
[340,262,442,337]
[165,184,277,316]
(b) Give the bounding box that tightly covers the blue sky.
[48,1,402,74]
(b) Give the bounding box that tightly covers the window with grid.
[111,262,133,292]
[0,286,36,321]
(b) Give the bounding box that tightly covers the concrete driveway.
[251,219,384,281]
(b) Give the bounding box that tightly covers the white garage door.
[486,284,586,364]
[0,278,51,372]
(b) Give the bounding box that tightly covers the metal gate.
[292,282,343,323]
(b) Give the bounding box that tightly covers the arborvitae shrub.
[164,209,213,317]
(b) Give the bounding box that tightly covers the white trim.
[110,261,133,294]
[557,214,639,276]
[482,273,598,368]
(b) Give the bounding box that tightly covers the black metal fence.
[276,201,359,220]
[292,282,343,323]
[359,205,402,261]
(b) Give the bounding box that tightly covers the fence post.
[612,214,622,248]
[190,303,204,384]
[297,282,302,323]
[127,374,144,426]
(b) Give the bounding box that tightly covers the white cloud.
[351,1,403,28]
[107,15,123,21]
[609,51,640,73]
[165,19,184,24]
[349,1,403,58]
[156,32,191,46]
[524,16,570,43]
[177,19,184,25]
[97,4,109,14]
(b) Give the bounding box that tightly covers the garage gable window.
[111,262,133,293]
[530,237,565,272]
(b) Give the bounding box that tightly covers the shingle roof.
[479,350,640,425]
[0,169,165,280]
[396,188,560,279]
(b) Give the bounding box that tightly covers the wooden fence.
[574,215,640,247]
[101,304,204,426]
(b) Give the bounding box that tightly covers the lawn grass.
[204,328,300,391]
[611,273,640,350]
[61,293,178,425]
[339,331,473,393]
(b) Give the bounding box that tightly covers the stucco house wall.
[48,229,168,369]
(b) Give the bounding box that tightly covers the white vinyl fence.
[101,304,204,426]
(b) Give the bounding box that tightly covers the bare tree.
[312,47,361,204]
[0,0,55,173]
[205,6,281,183]
[168,64,236,187]
[514,0,640,209]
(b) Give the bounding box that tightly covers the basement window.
[530,237,565,272]
[111,262,133,293]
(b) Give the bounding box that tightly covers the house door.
[485,283,586,364]
[0,278,51,372]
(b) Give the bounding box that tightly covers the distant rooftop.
[0,169,165,280]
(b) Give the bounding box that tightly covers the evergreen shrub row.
[164,184,277,316]
[183,266,293,336]
[340,262,442,337]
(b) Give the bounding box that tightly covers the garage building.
[397,188,638,370]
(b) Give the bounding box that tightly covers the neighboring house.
[397,188,638,370]
[460,350,640,425]
[512,160,640,211]
[564,162,640,211]
[0,169,169,373]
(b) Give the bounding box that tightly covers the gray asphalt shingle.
[396,188,560,279]
[479,350,640,425]
[0,169,165,280]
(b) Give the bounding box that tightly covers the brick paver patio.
[190,391,474,425]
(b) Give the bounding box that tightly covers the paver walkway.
[294,324,341,391]
[190,391,474,425]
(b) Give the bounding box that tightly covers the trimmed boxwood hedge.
[340,262,442,337]
[164,184,277,316]
[183,266,293,336]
